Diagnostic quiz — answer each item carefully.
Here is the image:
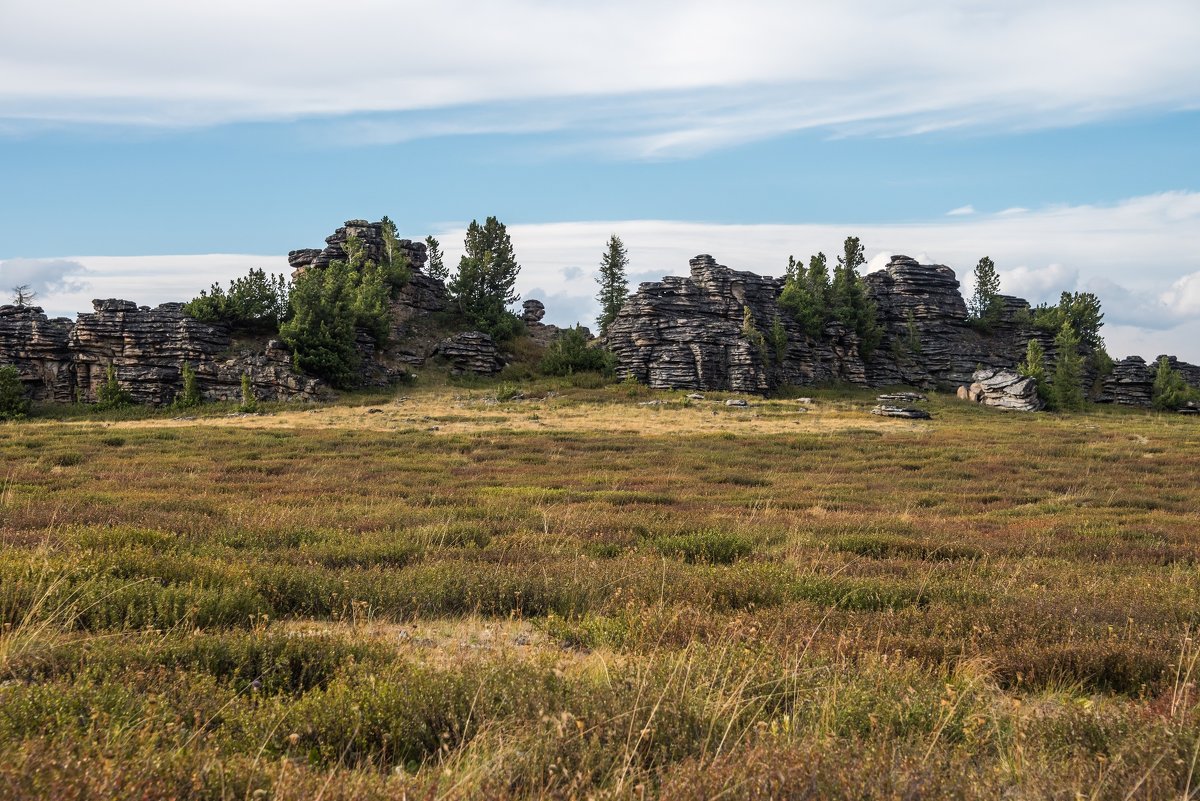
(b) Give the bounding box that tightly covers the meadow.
[1,379,1199,799]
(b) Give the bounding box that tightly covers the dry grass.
[0,380,1198,799]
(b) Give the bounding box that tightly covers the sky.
[1,0,1198,360]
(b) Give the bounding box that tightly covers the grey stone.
[967,368,1044,412]
[871,405,932,420]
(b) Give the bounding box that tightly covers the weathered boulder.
[872,405,931,420]
[434,332,503,375]
[962,368,1043,411]
[522,300,546,324]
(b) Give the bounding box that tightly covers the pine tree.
[1152,356,1199,411]
[447,216,522,339]
[177,362,202,408]
[596,234,629,335]
[424,236,448,283]
[779,253,830,337]
[1018,338,1049,403]
[969,256,1003,330]
[1051,322,1085,411]
[831,237,882,359]
[0,365,29,420]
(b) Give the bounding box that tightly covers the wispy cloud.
[1,1,1198,157]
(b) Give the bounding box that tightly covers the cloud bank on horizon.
[5,192,1198,362]
[2,0,1199,156]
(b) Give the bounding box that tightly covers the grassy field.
[2,379,1199,799]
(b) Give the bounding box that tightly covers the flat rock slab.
[872,405,932,420]
[877,392,927,403]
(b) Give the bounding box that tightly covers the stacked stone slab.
[434,331,503,375]
[606,255,863,392]
[0,305,75,402]
[962,368,1044,411]
[608,253,1135,399]
[0,300,322,405]
[287,219,428,276]
[1099,355,1200,406]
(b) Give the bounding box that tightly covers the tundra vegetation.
[1,376,1199,800]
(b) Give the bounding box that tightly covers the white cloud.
[946,205,976,216]
[1,1,1198,156]
[12,192,1200,362]
[0,258,90,304]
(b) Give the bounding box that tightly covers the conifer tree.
[831,236,882,359]
[1051,321,1085,411]
[969,256,1003,330]
[596,234,629,335]
[448,216,522,339]
[424,236,448,283]
[1018,338,1049,403]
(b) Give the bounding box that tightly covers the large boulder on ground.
[434,331,503,375]
[962,368,1043,411]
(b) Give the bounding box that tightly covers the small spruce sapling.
[0,365,30,420]
[240,372,258,413]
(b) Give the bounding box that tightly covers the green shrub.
[540,326,615,376]
[175,362,202,409]
[0,365,30,420]
[239,373,258,413]
[184,268,290,332]
[94,365,133,410]
[653,530,754,564]
[1151,356,1199,411]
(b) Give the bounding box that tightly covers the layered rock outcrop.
[606,253,1179,401]
[0,301,322,405]
[606,255,863,392]
[1099,355,1200,406]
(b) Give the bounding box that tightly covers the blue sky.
[2,0,1199,359]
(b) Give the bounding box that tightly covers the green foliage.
[377,218,413,288]
[423,235,448,283]
[769,314,788,363]
[279,262,360,389]
[1018,338,1050,403]
[1032,292,1106,352]
[540,326,615,376]
[280,233,408,390]
[905,310,921,354]
[1051,322,1085,412]
[831,237,883,360]
[779,252,831,337]
[184,268,290,332]
[94,365,133,410]
[175,363,202,409]
[968,256,1003,330]
[447,216,522,339]
[0,365,30,420]
[741,306,770,367]
[1151,356,1199,411]
[596,234,629,335]
[239,373,258,413]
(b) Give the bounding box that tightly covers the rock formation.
[0,300,322,405]
[962,368,1043,412]
[1099,355,1200,406]
[434,331,503,375]
[607,252,1197,407]
[606,255,863,392]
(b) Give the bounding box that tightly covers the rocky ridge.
[607,253,1197,406]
